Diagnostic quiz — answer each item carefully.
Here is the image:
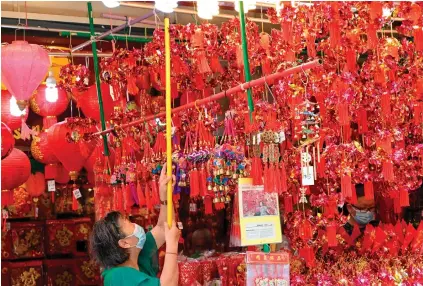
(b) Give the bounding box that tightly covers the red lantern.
[1,148,31,190]
[84,144,115,174]
[23,172,46,198]
[47,119,96,179]
[30,84,69,129]
[1,90,29,131]
[1,41,50,111]
[55,164,70,184]
[77,83,114,122]
[30,131,60,179]
[1,122,15,159]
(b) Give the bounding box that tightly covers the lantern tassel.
[364,181,374,200]
[399,189,410,207]
[327,223,338,247]
[204,196,213,215]
[383,161,394,182]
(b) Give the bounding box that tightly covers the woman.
[91,164,180,286]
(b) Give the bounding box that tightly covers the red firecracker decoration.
[1,122,15,159]
[30,84,69,129]
[1,148,31,190]
[1,90,29,131]
[1,41,50,111]
[77,84,115,122]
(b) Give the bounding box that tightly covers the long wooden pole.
[164,17,173,227]
[90,60,321,137]
[87,2,109,156]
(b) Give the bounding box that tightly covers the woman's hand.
[159,163,175,201]
[164,221,181,250]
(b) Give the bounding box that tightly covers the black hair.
[90,211,129,269]
[341,184,366,215]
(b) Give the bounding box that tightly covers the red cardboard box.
[73,218,92,257]
[46,219,76,256]
[74,257,101,285]
[44,259,75,286]
[9,221,45,260]
[10,260,43,286]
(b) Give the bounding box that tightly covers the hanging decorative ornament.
[77,83,115,122]
[1,122,15,160]
[1,41,50,111]
[1,148,31,190]
[30,84,70,129]
[1,90,29,131]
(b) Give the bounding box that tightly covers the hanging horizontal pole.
[48,51,113,57]
[60,31,152,43]
[101,13,164,27]
[71,11,155,53]
[91,59,321,138]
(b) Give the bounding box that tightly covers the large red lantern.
[1,90,29,131]
[78,83,115,122]
[55,164,70,184]
[23,172,46,198]
[47,119,96,179]
[30,131,60,179]
[1,148,31,190]
[1,122,15,159]
[30,84,69,128]
[1,41,50,111]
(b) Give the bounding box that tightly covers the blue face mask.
[125,223,146,249]
[353,209,375,226]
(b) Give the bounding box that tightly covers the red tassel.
[317,157,326,178]
[327,223,338,247]
[357,108,368,134]
[374,66,386,85]
[196,51,211,74]
[263,164,269,193]
[337,103,349,126]
[306,34,316,58]
[72,195,79,211]
[329,21,340,48]
[261,59,272,76]
[300,220,313,241]
[204,196,213,215]
[325,198,337,218]
[194,74,205,90]
[342,124,351,142]
[381,92,391,117]
[399,189,410,207]
[383,161,394,182]
[414,27,423,52]
[280,162,288,193]
[281,21,293,43]
[284,195,293,213]
[367,24,378,50]
[345,48,357,72]
[236,46,243,68]
[376,136,392,155]
[414,103,423,124]
[341,174,352,198]
[137,182,146,206]
[191,29,204,48]
[199,168,208,197]
[274,164,282,195]
[190,169,200,198]
[299,246,315,267]
[364,181,374,200]
[210,55,224,74]
[393,195,402,214]
[350,184,358,205]
[127,74,139,95]
[416,78,423,100]
[145,183,152,212]
[151,180,160,206]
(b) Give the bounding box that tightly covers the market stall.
[1,1,423,285]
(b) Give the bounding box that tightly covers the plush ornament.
[77,84,115,121]
[1,148,31,190]
[1,90,29,131]
[1,122,15,159]
[1,41,50,111]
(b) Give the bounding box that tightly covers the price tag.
[177,222,183,230]
[47,180,56,192]
[279,131,286,142]
[301,166,315,186]
[2,209,9,219]
[73,189,82,199]
[189,203,197,212]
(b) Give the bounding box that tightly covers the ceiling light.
[155,0,178,13]
[10,96,26,117]
[235,0,256,13]
[102,0,120,8]
[197,0,219,19]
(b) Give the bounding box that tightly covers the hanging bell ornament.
[226,169,232,176]
[232,173,238,179]
[213,197,220,204]
[225,195,231,203]
[207,184,212,191]
[213,186,218,193]
[220,196,226,203]
[219,185,224,191]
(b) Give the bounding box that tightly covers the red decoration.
[1,148,31,190]
[77,83,115,122]
[1,41,50,111]
[55,164,70,184]
[1,122,15,159]
[23,172,46,198]
[1,90,29,131]
[30,131,60,179]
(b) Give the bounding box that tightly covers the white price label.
[279,131,286,142]
[177,222,183,230]
[73,189,82,199]
[301,166,315,186]
[2,210,9,219]
[47,180,56,192]
[189,203,197,212]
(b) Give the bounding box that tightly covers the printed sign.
[246,251,290,286]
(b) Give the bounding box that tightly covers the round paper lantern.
[23,172,46,198]
[78,83,114,122]
[55,164,70,184]
[1,148,31,190]
[1,122,15,159]
[31,131,60,179]
[1,90,29,131]
[30,84,69,128]
[1,41,50,111]
[47,119,96,180]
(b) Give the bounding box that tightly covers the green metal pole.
[59,31,152,43]
[238,1,255,122]
[87,2,110,156]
